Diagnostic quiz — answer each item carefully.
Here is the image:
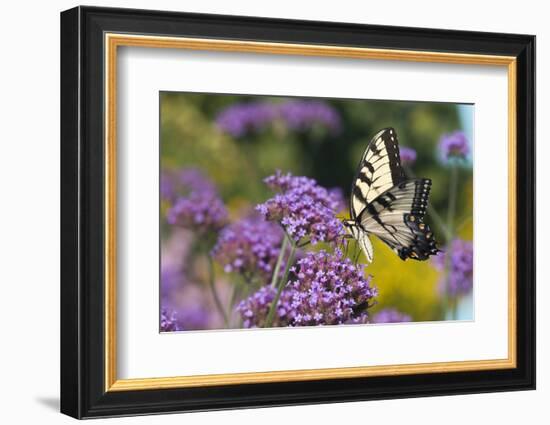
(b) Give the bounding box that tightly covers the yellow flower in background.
[366,238,442,321]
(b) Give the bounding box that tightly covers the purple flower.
[327,187,346,214]
[237,250,377,327]
[438,131,470,162]
[165,168,228,234]
[167,194,227,233]
[160,171,176,201]
[160,271,214,332]
[216,102,278,137]
[236,286,277,328]
[211,216,284,281]
[160,264,182,301]
[176,304,211,331]
[160,309,180,332]
[161,167,217,203]
[399,146,417,166]
[160,305,211,332]
[433,239,473,296]
[278,100,340,133]
[178,168,217,193]
[372,308,412,324]
[256,171,345,245]
[215,100,341,137]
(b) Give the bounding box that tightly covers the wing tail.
[358,231,374,263]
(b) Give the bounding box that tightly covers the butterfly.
[343,127,439,263]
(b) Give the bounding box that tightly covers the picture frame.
[60,5,535,419]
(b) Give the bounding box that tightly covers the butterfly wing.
[347,223,374,262]
[357,230,374,263]
[358,179,439,261]
[350,127,405,220]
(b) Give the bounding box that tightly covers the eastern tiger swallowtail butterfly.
[343,127,439,263]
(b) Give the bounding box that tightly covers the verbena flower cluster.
[327,187,346,214]
[160,265,182,300]
[211,216,284,281]
[433,238,474,296]
[256,171,345,244]
[215,102,277,138]
[237,250,377,327]
[161,168,217,202]
[372,308,412,324]
[175,304,211,330]
[278,100,341,133]
[160,309,180,332]
[160,172,176,202]
[160,305,211,332]
[215,100,341,137]
[166,168,228,233]
[236,286,277,328]
[160,267,213,331]
[438,131,470,162]
[399,146,417,166]
[167,195,227,233]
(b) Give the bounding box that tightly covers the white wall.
[0,0,545,423]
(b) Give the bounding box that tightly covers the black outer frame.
[60,5,536,419]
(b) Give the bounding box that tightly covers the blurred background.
[160,92,474,331]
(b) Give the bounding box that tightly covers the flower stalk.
[264,235,296,327]
[443,161,459,319]
[270,235,288,288]
[207,256,229,326]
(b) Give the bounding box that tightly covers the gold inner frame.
[104,33,517,392]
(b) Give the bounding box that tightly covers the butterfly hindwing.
[350,127,405,220]
[358,179,439,261]
[348,223,374,262]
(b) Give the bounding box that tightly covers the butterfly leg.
[338,234,353,257]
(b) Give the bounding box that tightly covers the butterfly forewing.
[350,128,405,220]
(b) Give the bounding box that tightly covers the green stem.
[446,163,458,238]
[226,283,240,328]
[207,256,229,326]
[427,203,452,242]
[264,238,296,328]
[270,235,288,288]
[443,162,459,319]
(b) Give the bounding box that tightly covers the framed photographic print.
[60,6,535,419]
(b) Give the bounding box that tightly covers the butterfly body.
[345,128,439,262]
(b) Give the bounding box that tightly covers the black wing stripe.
[356,174,373,186]
[353,185,367,204]
[363,162,375,174]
